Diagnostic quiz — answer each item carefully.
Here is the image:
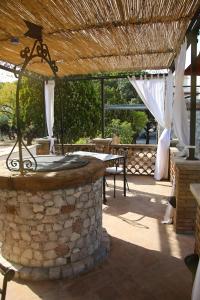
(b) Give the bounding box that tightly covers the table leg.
[123,157,126,197]
[103,176,107,204]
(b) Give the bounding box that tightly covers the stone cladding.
[0,178,110,280]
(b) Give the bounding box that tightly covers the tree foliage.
[19,77,44,138]
[0,71,152,144]
[0,82,16,122]
[54,79,101,143]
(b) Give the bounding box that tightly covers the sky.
[0,69,16,82]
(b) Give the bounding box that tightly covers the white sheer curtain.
[173,39,189,146]
[129,72,173,180]
[44,80,55,154]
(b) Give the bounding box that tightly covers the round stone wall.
[0,178,109,280]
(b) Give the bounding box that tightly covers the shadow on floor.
[103,177,194,260]
[103,189,168,220]
[13,236,192,300]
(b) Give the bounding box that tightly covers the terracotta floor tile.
[0,176,194,300]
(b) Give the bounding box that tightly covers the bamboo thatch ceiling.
[0,0,199,77]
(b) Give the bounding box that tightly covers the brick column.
[173,158,200,233]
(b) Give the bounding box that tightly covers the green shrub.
[75,137,88,144]
[105,119,133,144]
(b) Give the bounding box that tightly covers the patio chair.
[105,163,129,198]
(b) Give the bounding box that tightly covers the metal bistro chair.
[0,264,15,300]
[105,152,129,198]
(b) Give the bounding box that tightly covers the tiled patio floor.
[0,175,195,300]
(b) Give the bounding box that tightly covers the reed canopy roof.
[0,0,199,77]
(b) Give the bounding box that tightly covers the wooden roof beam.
[48,16,191,36]
[78,49,175,61]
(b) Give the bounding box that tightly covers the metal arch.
[6,26,59,174]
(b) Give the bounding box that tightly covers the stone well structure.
[0,157,110,280]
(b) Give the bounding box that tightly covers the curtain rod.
[63,73,168,81]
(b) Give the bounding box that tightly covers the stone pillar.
[173,157,200,233]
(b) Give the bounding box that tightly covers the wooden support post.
[188,31,198,160]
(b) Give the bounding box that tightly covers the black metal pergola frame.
[0,9,199,166]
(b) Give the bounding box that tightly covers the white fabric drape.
[173,39,190,146]
[129,72,173,180]
[44,80,55,154]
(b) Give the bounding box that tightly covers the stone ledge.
[0,228,110,281]
[0,157,105,191]
[190,183,200,206]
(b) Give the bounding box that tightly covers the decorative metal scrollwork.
[6,21,57,174]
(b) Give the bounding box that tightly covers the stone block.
[28,260,42,267]
[83,185,92,193]
[54,196,64,207]
[5,205,16,214]
[48,232,57,241]
[13,246,21,255]
[19,267,32,280]
[42,216,57,223]
[53,223,63,231]
[58,236,70,243]
[61,227,72,238]
[70,232,80,242]
[44,200,54,207]
[37,224,44,231]
[64,219,73,228]
[70,210,80,218]
[31,195,42,203]
[76,202,84,209]
[44,242,57,251]
[35,213,43,220]
[31,267,49,280]
[61,265,73,278]
[33,233,48,242]
[21,232,31,242]
[72,261,85,275]
[65,188,74,196]
[74,192,81,198]
[22,249,33,260]
[43,260,54,267]
[61,205,75,214]
[66,196,76,206]
[80,193,88,202]
[31,242,40,250]
[33,250,43,261]
[45,224,52,232]
[20,257,30,266]
[33,205,44,213]
[76,237,84,248]
[46,207,60,216]
[72,218,82,234]
[49,266,61,279]
[55,244,70,256]
[12,231,20,240]
[83,218,90,228]
[44,250,57,260]
[43,193,52,200]
[55,257,67,266]
[19,204,33,219]
[7,198,17,206]
[84,256,94,270]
